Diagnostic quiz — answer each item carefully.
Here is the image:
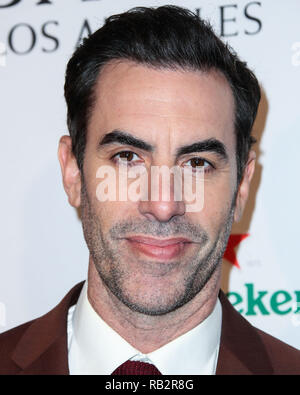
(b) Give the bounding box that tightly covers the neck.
[87,258,221,354]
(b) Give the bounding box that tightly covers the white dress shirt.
[67,281,222,375]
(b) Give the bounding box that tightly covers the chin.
[113,283,197,316]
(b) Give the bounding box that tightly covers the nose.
[138,167,186,222]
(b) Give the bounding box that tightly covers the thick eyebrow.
[99,131,228,162]
[176,138,229,161]
[98,130,154,152]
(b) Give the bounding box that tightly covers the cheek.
[82,158,144,234]
[197,175,235,235]
[84,174,138,235]
[96,202,130,234]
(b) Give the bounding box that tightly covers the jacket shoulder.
[0,282,84,375]
[255,327,300,374]
[0,320,33,374]
[218,290,300,375]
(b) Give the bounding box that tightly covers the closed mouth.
[123,236,193,260]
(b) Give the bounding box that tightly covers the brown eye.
[111,151,140,166]
[190,158,206,168]
[184,157,213,173]
[118,151,134,161]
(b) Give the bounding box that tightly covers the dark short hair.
[64,5,260,184]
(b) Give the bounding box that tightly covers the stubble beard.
[80,180,236,316]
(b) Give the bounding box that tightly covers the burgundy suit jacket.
[1,282,300,375]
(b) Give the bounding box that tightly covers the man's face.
[73,61,244,315]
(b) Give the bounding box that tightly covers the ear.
[234,150,256,222]
[58,135,81,208]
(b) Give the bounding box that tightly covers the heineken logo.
[227,283,300,316]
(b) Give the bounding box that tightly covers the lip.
[125,236,192,260]
[126,236,192,246]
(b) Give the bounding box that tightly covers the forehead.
[89,60,235,148]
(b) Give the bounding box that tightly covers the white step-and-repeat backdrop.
[1,0,299,350]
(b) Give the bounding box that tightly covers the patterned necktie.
[111,360,162,375]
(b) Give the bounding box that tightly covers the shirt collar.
[147,298,222,375]
[69,281,222,375]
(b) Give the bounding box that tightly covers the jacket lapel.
[11,282,84,375]
[216,290,274,375]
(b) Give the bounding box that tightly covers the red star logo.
[223,234,249,269]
